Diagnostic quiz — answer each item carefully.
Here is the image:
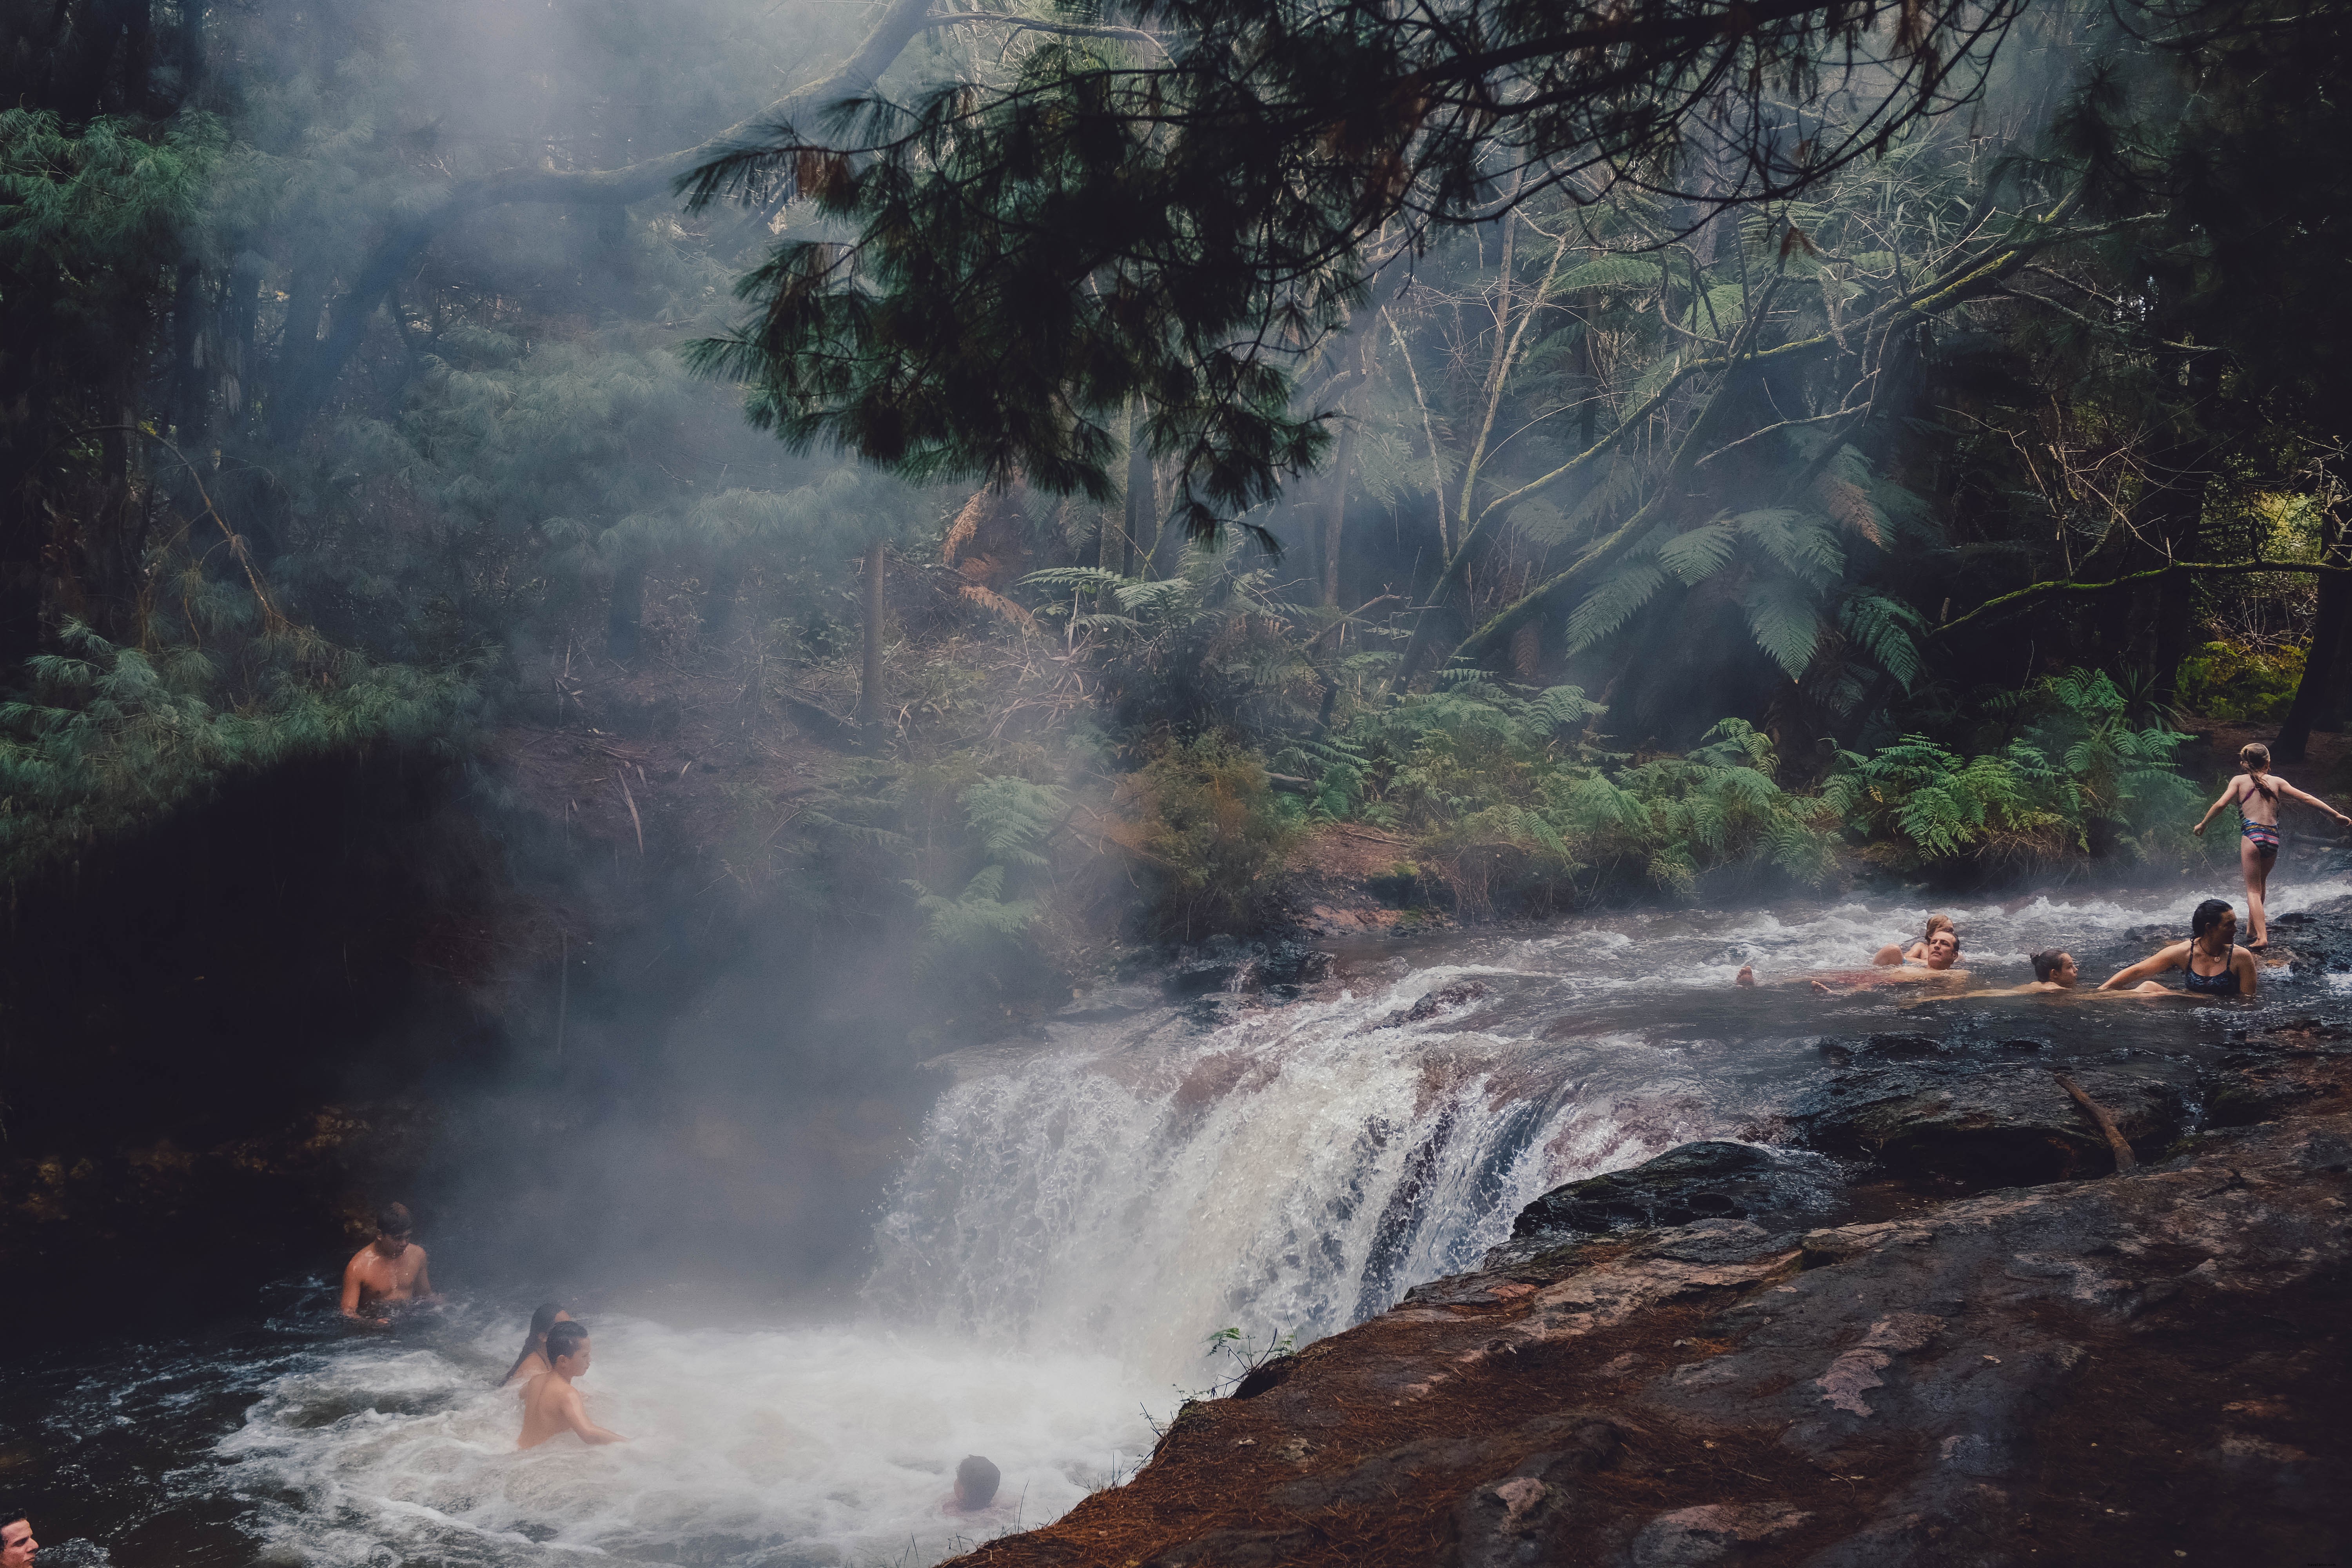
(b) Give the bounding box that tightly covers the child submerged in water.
[2192,742,2350,949]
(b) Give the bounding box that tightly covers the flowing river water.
[11,860,2352,1568]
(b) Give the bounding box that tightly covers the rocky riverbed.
[944,1025,2352,1566]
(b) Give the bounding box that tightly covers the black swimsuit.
[2183,946,2241,996]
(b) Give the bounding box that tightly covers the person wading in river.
[501,1303,575,1388]
[1,1511,36,1568]
[2098,898,2260,998]
[339,1203,436,1325]
[2193,742,2351,949]
[943,1455,1003,1515]
[517,1322,628,1449]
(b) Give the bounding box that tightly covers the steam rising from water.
[198,868,2347,1565]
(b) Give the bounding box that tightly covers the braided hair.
[2241,743,2278,803]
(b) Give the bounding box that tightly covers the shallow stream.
[11,860,2352,1567]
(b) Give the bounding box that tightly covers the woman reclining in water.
[2096,898,2259,999]
[1871,913,1955,967]
[1737,926,1968,990]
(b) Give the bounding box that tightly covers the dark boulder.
[1507,1140,1844,1242]
[1791,1059,2194,1186]
[1161,937,1335,999]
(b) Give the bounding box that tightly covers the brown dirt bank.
[947,1047,2352,1567]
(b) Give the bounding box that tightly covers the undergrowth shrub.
[0,620,476,883]
[1824,668,2199,876]
[2175,640,2304,723]
[1108,733,1301,938]
[1276,675,1835,913]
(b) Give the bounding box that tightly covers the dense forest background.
[5,0,2352,1297]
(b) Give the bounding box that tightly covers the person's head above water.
[1921,913,1955,943]
[953,1455,1001,1510]
[501,1303,573,1384]
[544,1321,592,1376]
[1922,928,1961,969]
[2030,949,2076,985]
[0,1512,32,1568]
[374,1203,413,1252]
[2191,898,2237,948]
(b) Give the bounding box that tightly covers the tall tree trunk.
[272,268,331,422]
[606,554,645,664]
[1115,394,1146,579]
[2275,511,2350,762]
[857,539,887,733]
[1320,417,1355,608]
[2149,351,2220,709]
[701,554,742,650]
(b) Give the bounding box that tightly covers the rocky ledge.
[947,1041,2352,1566]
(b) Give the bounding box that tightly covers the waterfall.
[865,968,1728,1380]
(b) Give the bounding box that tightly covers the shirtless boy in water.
[518,1322,628,1449]
[2194,741,2349,948]
[339,1203,436,1324]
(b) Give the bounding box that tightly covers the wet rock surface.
[1498,1140,1846,1251]
[945,1046,2352,1568]
[1789,1056,2198,1186]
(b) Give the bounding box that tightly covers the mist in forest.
[5,0,2350,1303]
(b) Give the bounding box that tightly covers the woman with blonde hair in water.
[2193,742,2350,949]
[1872,913,1955,967]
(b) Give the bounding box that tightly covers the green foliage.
[2176,640,2305,723]
[0,109,221,359]
[0,621,475,883]
[1299,679,1833,913]
[1825,668,2198,874]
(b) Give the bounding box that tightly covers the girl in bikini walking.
[2192,742,2352,948]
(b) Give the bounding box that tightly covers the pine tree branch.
[920,12,1159,44]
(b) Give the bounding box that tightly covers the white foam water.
[219,1317,1153,1567]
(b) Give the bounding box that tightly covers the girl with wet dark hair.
[2193,741,2350,949]
[2098,898,2259,998]
[501,1303,574,1387]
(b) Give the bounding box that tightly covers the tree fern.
[1740,577,1824,679]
